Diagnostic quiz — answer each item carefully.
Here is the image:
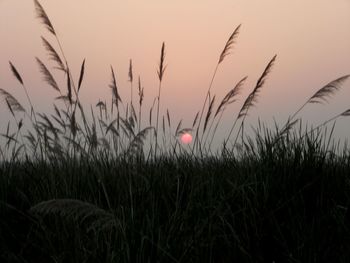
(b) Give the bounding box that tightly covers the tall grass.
[1,1,350,262]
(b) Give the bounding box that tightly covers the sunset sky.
[0,0,349,147]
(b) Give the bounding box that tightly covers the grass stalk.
[155,42,166,158]
[193,25,241,153]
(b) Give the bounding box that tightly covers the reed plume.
[155,42,166,156]
[341,109,350,116]
[207,76,247,148]
[215,76,247,118]
[218,24,242,64]
[41,36,65,72]
[5,99,16,118]
[66,68,72,104]
[157,43,166,82]
[9,62,23,85]
[226,55,277,143]
[35,0,80,106]
[194,25,241,151]
[78,59,86,92]
[69,59,87,132]
[0,89,26,113]
[8,62,38,121]
[239,55,276,119]
[309,75,349,104]
[203,95,216,134]
[128,127,155,155]
[33,0,56,35]
[36,57,60,92]
[129,59,134,106]
[138,76,144,132]
[109,66,122,109]
[296,107,350,143]
[289,74,350,121]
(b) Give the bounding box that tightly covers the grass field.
[1,1,350,262]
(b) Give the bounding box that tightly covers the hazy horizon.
[1,0,350,149]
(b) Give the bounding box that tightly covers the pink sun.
[181,133,193,144]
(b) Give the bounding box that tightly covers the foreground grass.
[1,134,350,263]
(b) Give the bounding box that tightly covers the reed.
[193,24,241,153]
[205,76,247,149]
[155,42,166,157]
[226,55,277,147]
[129,59,134,107]
[289,74,350,121]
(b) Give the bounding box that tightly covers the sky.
[0,0,350,149]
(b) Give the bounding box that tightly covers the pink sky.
[1,0,350,147]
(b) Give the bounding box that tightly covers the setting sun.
[181,133,193,144]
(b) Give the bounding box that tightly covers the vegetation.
[0,1,350,262]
